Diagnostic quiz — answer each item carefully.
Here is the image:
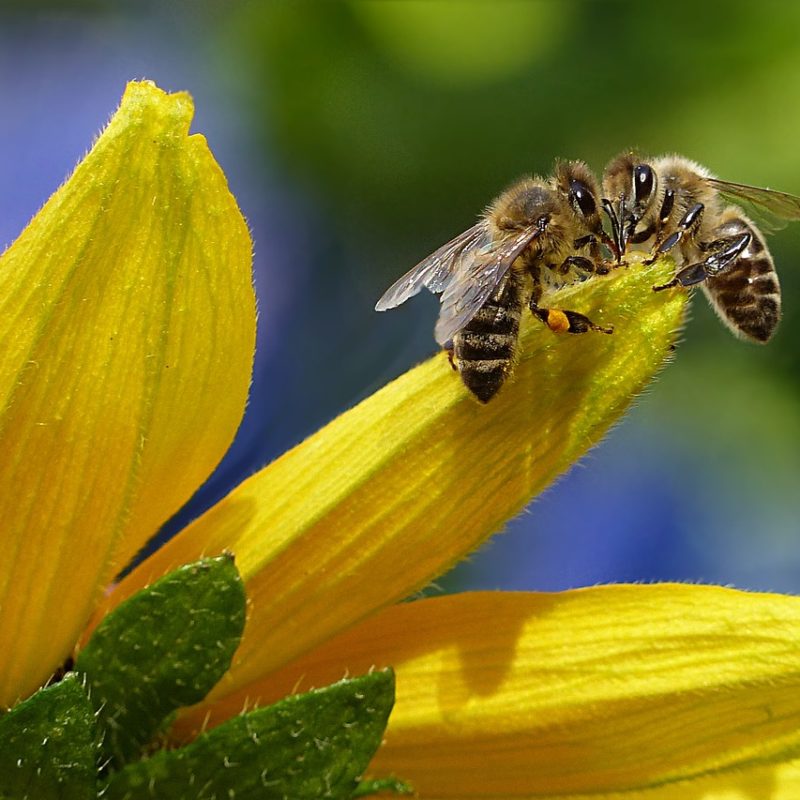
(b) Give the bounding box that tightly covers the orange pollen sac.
[547,309,571,333]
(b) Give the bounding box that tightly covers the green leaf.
[103,669,395,800]
[0,674,97,799]
[75,554,245,769]
[352,776,414,797]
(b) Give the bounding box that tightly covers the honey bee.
[603,153,800,342]
[376,161,615,402]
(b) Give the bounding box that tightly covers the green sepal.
[352,776,415,797]
[103,669,395,800]
[0,674,97,799]
[75,554,246,769]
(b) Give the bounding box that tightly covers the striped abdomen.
[703,212,781,343]
[453,272,524,402]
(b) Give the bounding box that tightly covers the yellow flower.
[4,80,800,798]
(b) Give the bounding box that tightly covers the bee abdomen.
[457,357,513,403]
[703,217,781,343]
[705,256,780,342]
[453,275,524,402]
[456,330,517,361]
[464,303,520,336]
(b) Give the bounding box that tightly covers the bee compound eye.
[634,165,655,204]
[569,180,597,219]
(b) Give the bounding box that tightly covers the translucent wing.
[434,225,543,346]
[375,222,489,311]
[708,178,800,231]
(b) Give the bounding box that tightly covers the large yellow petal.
[175,585,800,799]
[111,258,685,698]
[0,81,255,705]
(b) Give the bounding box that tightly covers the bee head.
[569,179,599,222]
[633,164,656,210]
[553,160,603,233]
[602,153,657,256]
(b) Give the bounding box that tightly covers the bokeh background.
[2,1,799,592]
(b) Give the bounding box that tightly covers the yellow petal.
[113,258,685,699]
[175,585,800,798]
[620,760,800,800]
[0,81,255,705]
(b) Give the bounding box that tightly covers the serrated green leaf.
[0,674,97,800]
[352,776,414,797]
[75,555,245,768]
[103,669,395,800]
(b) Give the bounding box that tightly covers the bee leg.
[575,230,620,269]
[558,255,610,276]
[646,188,677,255]
[529,300,613,335]
[645,200,704,265]
[653,232,751,292]
[573,233,616,263]
[444,342,458,371]
[572,234,595,249]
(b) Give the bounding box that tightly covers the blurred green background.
[2,1,799,591]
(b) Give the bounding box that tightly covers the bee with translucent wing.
[603,153,800,342]
[376,162,615,402]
